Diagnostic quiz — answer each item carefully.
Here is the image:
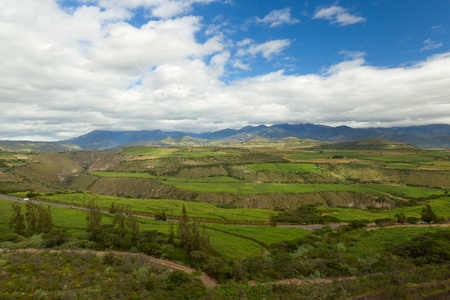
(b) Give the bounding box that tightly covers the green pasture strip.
[207,229,264,259]
[120,146,159,156]
[348,226,450,258]
[204,223,309,247]
[359,156,434,163]
[420,151,450,159]
[247,163,322,173]
[91,171,245,183]
[418,161,450,169]
[360,184,444,198]
[168,182,379,194]
[319,198,450,222]
[91,171,155,178]
[172,150,241,158]
[286,151,338,160]
[37,193,275,223]
[385,163,420,169]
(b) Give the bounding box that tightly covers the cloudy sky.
[1,0,450,141]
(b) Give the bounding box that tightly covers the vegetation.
[0,142,449,298]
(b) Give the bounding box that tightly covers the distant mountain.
[0,141,81,152]
[66,130,193,150]
[374,124,450,135]
[64,123,450,150]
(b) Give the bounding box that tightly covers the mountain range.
[64,123,450,150]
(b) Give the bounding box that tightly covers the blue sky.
[1,0,449,140]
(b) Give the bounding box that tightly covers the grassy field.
[319,197,450,222]
[360,184,445,198]
[347,226,450,258]
[27,193,276,223]
[120,146,245,158]
[0,198,287,259]
[246,163,322,173]
[90,171,446,197]
[204,223,309,247]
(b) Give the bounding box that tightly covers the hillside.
[64,123,450,150]
[313,138,418,150]
[0,141,81,152]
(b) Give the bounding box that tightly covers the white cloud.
[255,8,299,27]
[91,0,218,18]
[237,39,291,59]
[1,0,450,141]
[421,38,443,51]
[313,5,366,26]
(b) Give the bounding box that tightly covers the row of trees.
[9,202,52,236]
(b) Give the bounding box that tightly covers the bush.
[348,220,368,229]
[375,218,396,226]
[435,216,448,224]
[42,229,69,248]
[406,216,420,224]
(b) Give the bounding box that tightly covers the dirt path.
[0,248,217,288]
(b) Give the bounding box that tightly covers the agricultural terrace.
[120,146,245,158]
[32,193,275,223]
[90,171,445,197]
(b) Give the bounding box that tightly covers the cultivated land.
[0,138,449,298]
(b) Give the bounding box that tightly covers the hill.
[313,138,418,150]
[64,123,450,150]
[0,141,81,152]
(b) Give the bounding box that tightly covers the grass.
[0,198,272,259]
[90,172,445,197]
[347,226,450,258]
[319,197,450,222]
[28,193,275,223]
[360,184,444,199]
[206,229,264,259]
[204,223,309,247]
[246,163,322,173]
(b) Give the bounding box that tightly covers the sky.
[1,0,450,141]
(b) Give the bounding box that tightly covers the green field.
[0,198,294,259]
[90,171,446,198]
[31,193,275,223]
[319,198,450,222]
[247,163,322,173]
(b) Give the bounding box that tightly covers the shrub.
[42,229,69,248]
[406,216,420,224]
[421,204,437,223]
[374,218,396,226]
[348,220,368,229]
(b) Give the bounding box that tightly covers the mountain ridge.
[64,123,450,150]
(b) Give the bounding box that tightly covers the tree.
[177,205,209,253]
[178,205,192,251]
[168,222,175,245]
[109,203,116,214]
[395,212,407,224]
[9,203,25,235]
[36,205,53,233]
[86,199,102,235]
[421,204,437,223]
[25,203,38,235]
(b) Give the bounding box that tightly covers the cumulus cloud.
[236,39,292,59]
[255,8,300,27]
[1,0,450,141]
[313,5,366,26]
[90,0,218,18]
